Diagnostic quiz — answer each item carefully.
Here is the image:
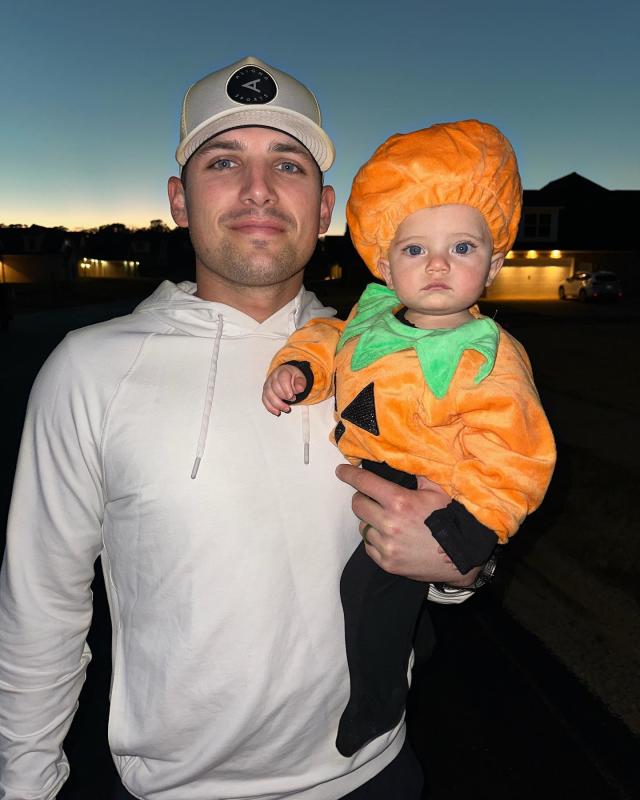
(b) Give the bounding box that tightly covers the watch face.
[226,65,277,104]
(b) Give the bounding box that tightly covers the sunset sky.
[2,0,638,234]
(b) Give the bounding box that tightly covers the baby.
[263,120,556,755]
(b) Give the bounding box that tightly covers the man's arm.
[335,464,482,587]
[0,338,104,799]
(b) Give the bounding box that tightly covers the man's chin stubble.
[209,239,304,288]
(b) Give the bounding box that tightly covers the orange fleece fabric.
[269,305,555,542]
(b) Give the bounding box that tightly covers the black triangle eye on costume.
[341,382,379,436]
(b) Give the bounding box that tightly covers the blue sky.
[1,0,638,233]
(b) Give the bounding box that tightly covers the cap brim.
[176,106,335,172]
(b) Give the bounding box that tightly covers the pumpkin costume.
[267,121,556,756]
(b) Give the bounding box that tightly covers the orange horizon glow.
[0,211,173,232]
[0,211,348,236]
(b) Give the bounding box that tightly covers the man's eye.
[277,161,301,173]
[212,158,234,170]
[403,244,424,257]
[454,242,474,255]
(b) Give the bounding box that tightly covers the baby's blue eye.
[404,244,424,256]
[454,242,472,255]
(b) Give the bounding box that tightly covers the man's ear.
[318,185,335,235]
[168,176,189,228]
[377,257,393,288]
[486,252,505,286]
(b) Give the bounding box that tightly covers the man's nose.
[240,163,276,205]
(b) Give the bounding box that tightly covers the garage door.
[486,264,572,300]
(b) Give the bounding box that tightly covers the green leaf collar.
[336,283,499,399]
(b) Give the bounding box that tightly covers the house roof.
[518,172,640,250]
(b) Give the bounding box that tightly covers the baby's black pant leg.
[336,461,433,757]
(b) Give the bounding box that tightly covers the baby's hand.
[262,365,307,416]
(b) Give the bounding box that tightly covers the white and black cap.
[176,56,335,172]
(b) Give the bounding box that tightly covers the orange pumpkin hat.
[346,120,522,278]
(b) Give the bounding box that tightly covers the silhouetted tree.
[147,219,170,232]
[97,223,129,235]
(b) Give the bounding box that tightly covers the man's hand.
[262,365,307,415]
[336,463,481,586]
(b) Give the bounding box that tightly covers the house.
[486,173,640,300]
[0,222,197,286]
[0,225,76,284]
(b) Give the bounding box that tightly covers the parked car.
[558,271,623,302]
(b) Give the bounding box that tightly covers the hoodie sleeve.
[267,315,350,404]
[0,337,105,799]
[443,332,556,544]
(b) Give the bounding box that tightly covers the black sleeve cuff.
[426,500,499,574]
[284,360,315,404]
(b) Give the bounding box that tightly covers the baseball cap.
[176,56,335,172]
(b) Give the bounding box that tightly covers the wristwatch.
[428,552,498,603]
[464,551,498,590]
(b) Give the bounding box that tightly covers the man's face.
[168,127,334,295]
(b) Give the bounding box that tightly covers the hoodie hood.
[134,280,336,478]
[135,280,335,339]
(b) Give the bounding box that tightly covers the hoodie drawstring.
[191,315,224,479]
[301,407,310,466]
[288,307,311,465]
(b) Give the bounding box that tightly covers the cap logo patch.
[227,65,277,105]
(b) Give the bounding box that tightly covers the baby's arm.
[266,315,350,408]
[262,364,307,416]
[432,334,556,570]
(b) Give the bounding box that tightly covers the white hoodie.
[0,281,405,800]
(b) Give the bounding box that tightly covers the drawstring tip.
[303,442,309,465]
[191,457,201,480]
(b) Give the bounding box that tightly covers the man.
[0,56,481,799]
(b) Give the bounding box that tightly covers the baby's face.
[377,204,504,328]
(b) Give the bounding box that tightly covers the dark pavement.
[411,597,639,799]
[1,298,639,800]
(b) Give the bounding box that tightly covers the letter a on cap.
[227,65,277,104]
[242,79,261,92]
